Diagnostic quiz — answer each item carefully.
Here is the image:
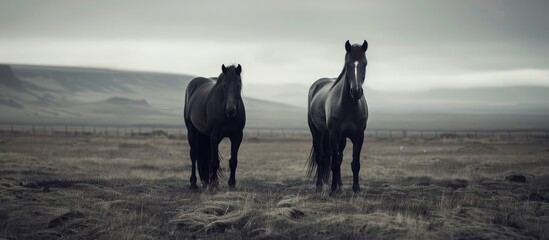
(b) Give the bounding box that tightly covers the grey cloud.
[2,0,547,44]
[0,0,548,91]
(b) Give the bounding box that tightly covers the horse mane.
[214,65,243,95]
[214,64,240,86]
[330,64,346,90]
[214,73,225,85]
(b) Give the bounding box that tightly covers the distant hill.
[0,64,306,128]
[365,86,549,115]
[103,97,149,106]
[1,64,548,130]
[0,65,23,91]
[245,83,549,130]
[247,82,549,114]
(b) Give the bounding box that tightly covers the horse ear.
[361,40,368,52]
[221,64,227,74]
[236,64,242,75]
[345,40,351,53]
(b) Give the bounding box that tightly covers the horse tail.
[196,137,210,183]
[196,138,225,182]
[306,146,317,179]
[306,137,331,182]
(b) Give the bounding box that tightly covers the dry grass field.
[1,134,548,239]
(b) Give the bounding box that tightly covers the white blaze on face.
[354,61,359,86]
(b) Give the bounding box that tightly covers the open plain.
[0,134,548,239]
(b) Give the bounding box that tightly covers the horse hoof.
[228,179,236,188]
[316,185,323,193]
[353,185,361,193]
[209,180,219,189]
[189,184,198,190]
[329,185,341,196]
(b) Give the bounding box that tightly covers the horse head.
[344,40,368,99]
[220,64,243,118]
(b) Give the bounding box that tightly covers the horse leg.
[337,139,347,187]
[321,134,330,184]
[308,116,325,191]
[187,126,199,189]
[190,152,199,189]
[314,134,326,191]
[209,135,222,189]
[228,132,243,188]
[198,133,211,188]
[309,128,324,191]
[351,132,364,193]
[329,131,342,194]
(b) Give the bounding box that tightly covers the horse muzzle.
[225,106,237,118]
[350,88,363,99]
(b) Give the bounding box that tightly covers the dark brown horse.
[307,40,369,194]
[184,64,245,189]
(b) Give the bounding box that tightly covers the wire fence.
[0,124,548,142]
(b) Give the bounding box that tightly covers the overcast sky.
[1,0,548,91]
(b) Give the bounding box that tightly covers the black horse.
[307,40,369,193]
[184,64,246,189]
